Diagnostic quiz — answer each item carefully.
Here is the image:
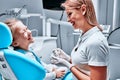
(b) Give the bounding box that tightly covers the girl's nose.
[27,29,32,34]
[27,29,32,37]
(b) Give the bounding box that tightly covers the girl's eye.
[24,27,28,31]
[26,28,28,30]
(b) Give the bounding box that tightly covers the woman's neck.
[82,24,93,34]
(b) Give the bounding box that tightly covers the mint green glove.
[52,48,71,62]
[51,55,73,69]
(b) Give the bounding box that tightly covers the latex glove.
[51,55,73,69]
[52,48,71,62]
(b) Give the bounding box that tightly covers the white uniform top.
[71,27,109,80]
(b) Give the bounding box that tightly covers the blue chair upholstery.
[62,72,73,80]
[0,22,46,80]
[0,22,12,49]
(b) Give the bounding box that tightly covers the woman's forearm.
[70,66,90,80]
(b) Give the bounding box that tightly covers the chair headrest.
[0,22,13,49]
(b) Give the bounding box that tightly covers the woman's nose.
[67,18,71,22]
[67,17,72,23]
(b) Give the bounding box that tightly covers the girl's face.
[12,21,34,50]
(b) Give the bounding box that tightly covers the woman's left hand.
[51,55,73,69]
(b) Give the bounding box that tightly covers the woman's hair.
[62,0,102,31]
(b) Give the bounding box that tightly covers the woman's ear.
[81,4,86,15]
[12,41,19,47]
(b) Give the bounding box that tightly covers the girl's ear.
[81,4,86,15]
[12,41,19,47]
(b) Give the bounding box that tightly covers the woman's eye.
[67,12,72,17]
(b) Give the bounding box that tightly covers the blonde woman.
[51,0,109,80]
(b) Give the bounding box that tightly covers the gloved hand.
[51,55,73,69]
[52,48,71,62]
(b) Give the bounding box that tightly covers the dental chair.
[108,46,120,80]
[0,22,46,80]
[107,27,120,80]
[107,27,120,45]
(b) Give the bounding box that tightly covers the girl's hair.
[61,0,102,31]
[4,18,21,41]
[5,18,23,49]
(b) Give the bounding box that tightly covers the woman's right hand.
[52,48,71,62]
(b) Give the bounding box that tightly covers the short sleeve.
[87,40,109,66]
